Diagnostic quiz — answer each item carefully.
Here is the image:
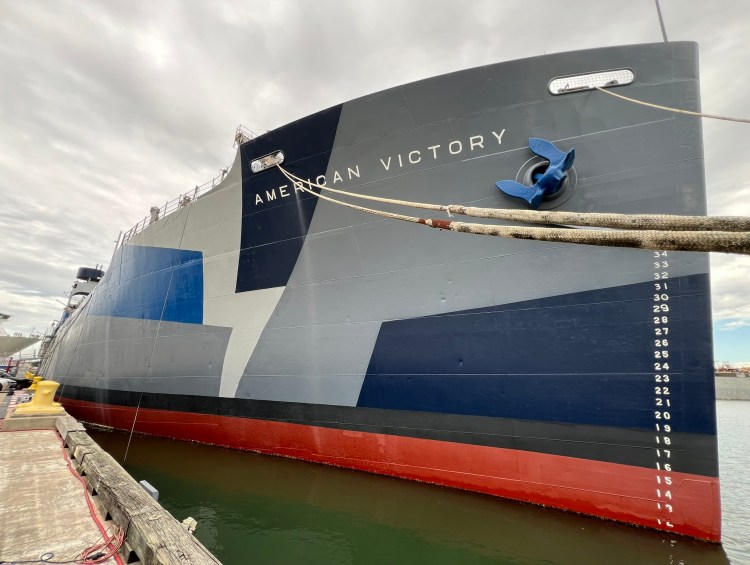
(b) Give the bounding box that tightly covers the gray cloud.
[1,0,749,354]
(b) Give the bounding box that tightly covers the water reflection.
[717,400,750,561]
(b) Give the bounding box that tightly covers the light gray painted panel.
[151,321,232,338]
[401,43,695,127]
[334,87,413,147]
[257,321,382,341]
[575,161,707,215]
[144,375,222,395]
[300,194,358,236]
[52,315,231,396]
[287,227,365,284]
[447,83,695,154]
[80,337,154,379]
[237,321,381,403]
[239,328,380,377]
[349,218,566,275]
[323,119,463,189]
[75,317,230,343]
[82,316,159,342]
[63,376,144,393]
[236,375,370,406]
[149,333,229,381]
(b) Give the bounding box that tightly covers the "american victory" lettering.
[253,128,506,206]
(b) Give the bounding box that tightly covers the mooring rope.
[276,166,750,255]
[595,86,750,125]
[278,166,750,232]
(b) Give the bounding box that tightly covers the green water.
[90,401,749,564]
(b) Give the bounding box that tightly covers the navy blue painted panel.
[673,274,715,432]
[89,245,203,324]
[235,105,343,293]
[240,104,344,175]
[240,193,318,245]
[357,275,715,434]
[236,237,307,292]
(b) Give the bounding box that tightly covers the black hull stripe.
[59,384,718,477]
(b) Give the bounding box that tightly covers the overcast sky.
[1,1,748,362]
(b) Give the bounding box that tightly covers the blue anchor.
[496,138,575,209]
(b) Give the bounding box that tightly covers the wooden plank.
[130,511,221,565]
[66,431,99,463]
[66,424,220,564]
[81,449,160,527]
[55,414,86,441]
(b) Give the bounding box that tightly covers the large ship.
[41,42,720,541]
[0,314,41,359]
[0,314,42,376]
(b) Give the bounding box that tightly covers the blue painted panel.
[163,261,203,324]
[89,245,203,324]
[118,245,199,282]
[357,275,715,434]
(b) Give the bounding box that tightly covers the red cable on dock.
[57,432,126,565]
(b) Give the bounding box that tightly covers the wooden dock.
[0,427,121,564]
[0,391,221,565]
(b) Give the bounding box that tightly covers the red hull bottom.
[61,397,721,541]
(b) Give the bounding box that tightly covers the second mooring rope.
[278,166,750,232]
[276,166,750,255]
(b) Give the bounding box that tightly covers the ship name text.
[253,128,506,207]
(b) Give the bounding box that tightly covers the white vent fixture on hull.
[251,152,285,173]
[549,69,634,95]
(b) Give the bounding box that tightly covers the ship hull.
[46,42,720,540]
[60,390,720,541]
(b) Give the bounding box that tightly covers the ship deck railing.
[119,168,227,247]
[118,125,256,248]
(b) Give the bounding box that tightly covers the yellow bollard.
[28,376,44,391]
[15,381,64,415]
